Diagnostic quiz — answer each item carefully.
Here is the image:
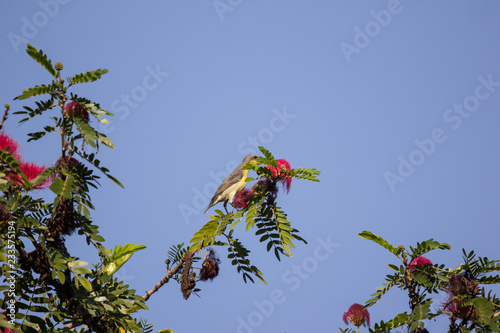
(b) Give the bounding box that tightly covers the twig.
[143,251,192,301]
[0,104,10,130]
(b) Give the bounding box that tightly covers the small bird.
[204,154,259,214]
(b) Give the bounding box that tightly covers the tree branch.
[143,251,192,301]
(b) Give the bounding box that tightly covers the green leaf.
[409,239,451,258]
[410,321,424,332]
[49,175,74,200]
[20,325,38,333]
[49,177,64,195]
[226,236,266,284]
[26,44,57,78]
[102,244,146,275]
[76,150,124,188]
[28,305,50,313]
[358,230,401,256]
[67,260,89,268]
[473,297,494,325]
[288,167,321,182]
[56,271,65,284]
[371,312,409,332]
[365,274,399,308]
[258,146,275,161]
[76,276,92,292]
[91,234,105,242]
[68,68,108,85]
[478,275,500,284]
[30,166,55,188]
[74,117,97,147]
[97,132,115,149]
[71,267,93,275]
[0,318,16,330]
[25,314,46,327]
[409,299,432,324]
[15,83,57,100]
[387,264,399,271]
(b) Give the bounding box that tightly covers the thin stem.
[0,104,9,130]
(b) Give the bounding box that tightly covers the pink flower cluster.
[232,159,292,209]
[343,303,370,327]
[266,159,292,193]
[232,188,254,209]
[408,256,432,273]
[0,131,51,189]
[0,132,21,160]
[64,101,90,123]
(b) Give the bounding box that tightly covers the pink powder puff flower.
[343,303,370,328]
[408,256,432,273]
[64,101,90,123]
[0,131,22,160]
[265,159,292,193]
[11,161,51,189]
[233,188,254,209]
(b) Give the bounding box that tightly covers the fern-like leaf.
[139,318,154,333]
[15,84,57,100]
[258,146,275,163]
[359,231,402,257]
[369,312,409,333]
[26,44,57,78]
[365,272,399,308]
[478,275,500,284]
[289,167,321,182]
[68,69,109,85]
[167,243,187,264]
[409,238,451,258]
[226,236,266,284]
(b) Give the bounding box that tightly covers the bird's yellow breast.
[225,169,250,203]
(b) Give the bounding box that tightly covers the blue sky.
[1,1,500,332]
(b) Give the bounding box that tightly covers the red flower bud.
[64,101,89,123]
[408,256,432,273]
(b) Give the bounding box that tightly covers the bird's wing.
[205,160,251,213]
[212,167,243,199]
